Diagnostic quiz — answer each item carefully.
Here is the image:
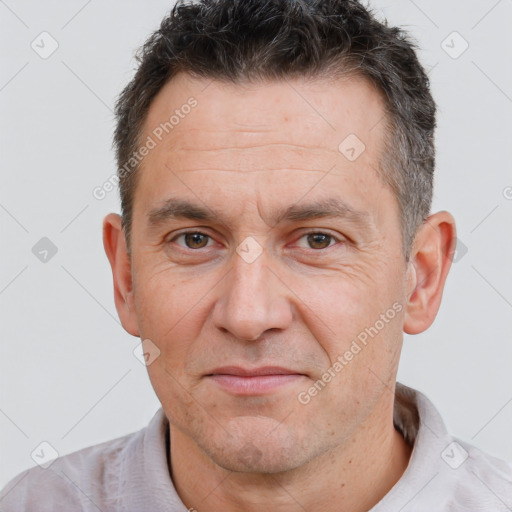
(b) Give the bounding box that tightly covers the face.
[127,72,411,473]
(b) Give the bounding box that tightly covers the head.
[104,0,455,474]
[114,0,438,261]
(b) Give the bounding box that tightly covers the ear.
[403,210,456,335]
[103,213,140,337]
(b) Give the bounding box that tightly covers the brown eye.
[183,232,210,249]
[306,233,334,250]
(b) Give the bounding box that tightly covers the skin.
[103,72,456,512]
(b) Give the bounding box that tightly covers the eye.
[168,230,342,252]
[296,231,340,250]
[172,231,213,250]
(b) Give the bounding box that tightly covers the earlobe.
[403,211,456,335]
[103,213,140,337]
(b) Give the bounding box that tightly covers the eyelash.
[168,230,343,252]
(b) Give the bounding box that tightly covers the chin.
[209,444,305,474]
[197,416,313,474]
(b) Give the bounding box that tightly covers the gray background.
[1,0,511,489]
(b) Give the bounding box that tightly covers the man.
[2,0,511,510]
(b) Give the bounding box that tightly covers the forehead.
[141,72,387,159]
[134,72,394,229]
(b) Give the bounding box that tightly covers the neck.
[169,393,412,512]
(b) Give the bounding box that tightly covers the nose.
[211,246,293,341]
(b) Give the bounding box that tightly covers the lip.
[207,366,304,377]
[205,366,306,395]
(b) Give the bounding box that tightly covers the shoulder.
[415,387,512,509]
[0,428,142,512]
[447,438,512,509]
[384,384,512,511]
[384,437,512,512]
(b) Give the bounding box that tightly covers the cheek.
[132,265,212,365]
[289,264,405,396]
[290,264,400,342]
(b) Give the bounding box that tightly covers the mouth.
[205,366,307,395]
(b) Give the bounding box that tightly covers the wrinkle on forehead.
[135,72,394,234]
[160,167,331,174]
[141,72,386,158]
[158,141,343,175]
[156,127,345,165]
[167,141,341,153]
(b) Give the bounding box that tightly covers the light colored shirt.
[1,382,511,511]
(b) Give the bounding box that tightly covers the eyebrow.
[147,196,372,231]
